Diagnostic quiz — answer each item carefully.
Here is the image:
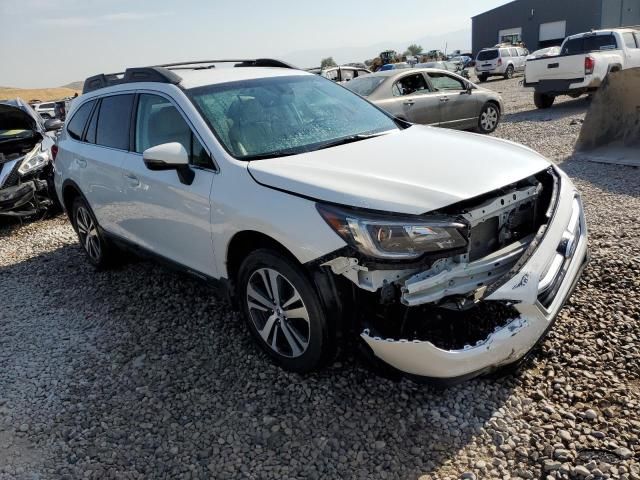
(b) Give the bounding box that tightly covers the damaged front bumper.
[0,178,51,217]
[358,173,588,381]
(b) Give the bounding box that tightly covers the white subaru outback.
[54,59,588,383]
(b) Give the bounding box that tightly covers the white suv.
[475,46,528,82]
[54,59,588,382]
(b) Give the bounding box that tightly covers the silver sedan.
[344,68,503,133]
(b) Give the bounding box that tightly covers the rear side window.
[477,50,499,61]
[500,48,511,57]
[96,94,133,150]
[135,94,212,168]
[510,48,519,56]
[67,100,95,140]
[623,32,638,48]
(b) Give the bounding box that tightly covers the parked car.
[451,55,473,68]
[475,46,528,82]
[345,68,502,133]
[54,59,587,383]
[31,101,57,119]
[526,46,561,60]
[415,61,470,79]
[0,98,62,217]
[379,62,410,71]
[524,28,640,108]
[321,65,371,83]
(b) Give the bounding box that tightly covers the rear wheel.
[476,103,500,134]
[504,65,514,79]
[533,92,555,109]
[71,197,115,268]
[238,249,332,372]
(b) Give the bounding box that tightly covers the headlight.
[18,148,50,175]
[316,204,468,260]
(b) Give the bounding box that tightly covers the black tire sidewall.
[71,197,110,268]
[237,249,329,373]
[505,65,514,79]
[478,103,500,134]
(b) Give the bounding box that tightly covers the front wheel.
[533,92,555,109]
[238,249,332,372]
[476,103,501,134]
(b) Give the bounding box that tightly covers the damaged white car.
[54,60,588,382]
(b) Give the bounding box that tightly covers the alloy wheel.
[246,268,310,358]
[75,206,101,261]
[481,106,499,132]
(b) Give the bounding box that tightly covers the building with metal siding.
[472,0,640,54]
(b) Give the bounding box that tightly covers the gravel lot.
[1,75,639,480]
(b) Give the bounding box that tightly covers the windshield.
[344,75,386,96]
[477,50,499,61]
[189,75,398,160]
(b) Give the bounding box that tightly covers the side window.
[96,94,133,150]
[510,48,519,57]
[135,94,212,168]
[323,69,338,81]
[392,73,430,96]
[428,72,466,91]
[341,69,355,82]
[501,48,511,57]
[85,101,99,144]
[623,32,638,49]
[635,33,640,47]
[66,100,95,141]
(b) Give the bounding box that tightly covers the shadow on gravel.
[560,154,640,198]
[503,96,590,124]
[1,242,520,479]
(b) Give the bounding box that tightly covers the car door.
[425,72,478,129]
[376,72,442,125]
[118,92,217,277]
[622,32,640,67]
[70,94,133,236]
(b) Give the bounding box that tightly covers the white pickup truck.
[524,28,640,108]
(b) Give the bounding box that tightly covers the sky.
[0,0,513,88]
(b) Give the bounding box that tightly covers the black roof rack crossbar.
[82,66,182,94]
[82,58,296,94]
[153,58,296,69]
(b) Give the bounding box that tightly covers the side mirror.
[143,142,194,185]
[44,118,63,131]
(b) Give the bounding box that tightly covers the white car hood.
[248,125,550,215]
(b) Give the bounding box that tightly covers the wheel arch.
[61,179,85,218]
[608,63,622,73]
[225,230,301,287]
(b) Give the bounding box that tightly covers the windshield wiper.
[241,151,300,161]
[313,133,388,152]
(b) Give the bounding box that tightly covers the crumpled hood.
[248,125,551,215]
[0,102,39,135]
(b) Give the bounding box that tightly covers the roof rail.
[155,58,296,70]
[82,58,296,94]
[82,67,182,94]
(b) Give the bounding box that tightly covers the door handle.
[75,158,87,168]
[403,100,415,106]
[440,97,450,102]
[123,173,140,187]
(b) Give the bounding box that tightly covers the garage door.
[539,20,567,42]
[498,27,522,44]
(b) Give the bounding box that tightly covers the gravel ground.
[1,75,639,480]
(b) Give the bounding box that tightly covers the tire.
[533,92,555,109]
[478,74,488,83]
[71,196,116,269]
[504,65,514,79]
[476,102,501,134]
[238,248,332,373]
